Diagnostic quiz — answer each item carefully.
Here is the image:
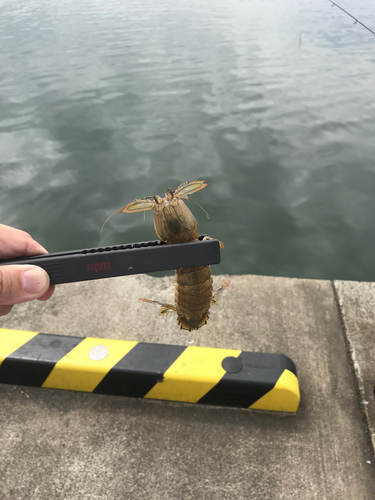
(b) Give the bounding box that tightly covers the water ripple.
[1,0,375,280]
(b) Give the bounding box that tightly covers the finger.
[0,265,50,306]
[0,224,48,260]
[37,285,56,302]
[0,304,13,316]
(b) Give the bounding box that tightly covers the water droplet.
[187,338,194,344]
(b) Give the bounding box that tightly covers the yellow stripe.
[249,369,300,413]
[145,346,241,403]
[42,338,138,392]
[0,328,39,366]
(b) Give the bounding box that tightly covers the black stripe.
[93,343,186,397]
[0,333,84,387]
[198,353,296,408]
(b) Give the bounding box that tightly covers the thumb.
[0,265,50,306]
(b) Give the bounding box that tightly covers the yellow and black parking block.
[0,328,300,412]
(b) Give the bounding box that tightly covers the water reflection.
[0,0,375,281]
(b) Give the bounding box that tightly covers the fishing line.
[328,0,375,36]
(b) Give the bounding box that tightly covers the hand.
[0,224,55,316]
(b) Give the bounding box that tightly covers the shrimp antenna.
[187,197,210,219]
[100,208,122,233]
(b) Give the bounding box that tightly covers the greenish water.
[1,0,375,280]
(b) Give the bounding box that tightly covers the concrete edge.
[331,280,375,453]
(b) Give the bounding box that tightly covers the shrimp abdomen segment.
[175,266,213,331]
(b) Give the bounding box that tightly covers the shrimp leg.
[211,280,231,305]
[140,298,176,316]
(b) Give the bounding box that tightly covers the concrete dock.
[1,274,375,499]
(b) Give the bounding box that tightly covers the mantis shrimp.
[111,180,230,331]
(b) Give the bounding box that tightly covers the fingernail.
[22,268,48,294]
